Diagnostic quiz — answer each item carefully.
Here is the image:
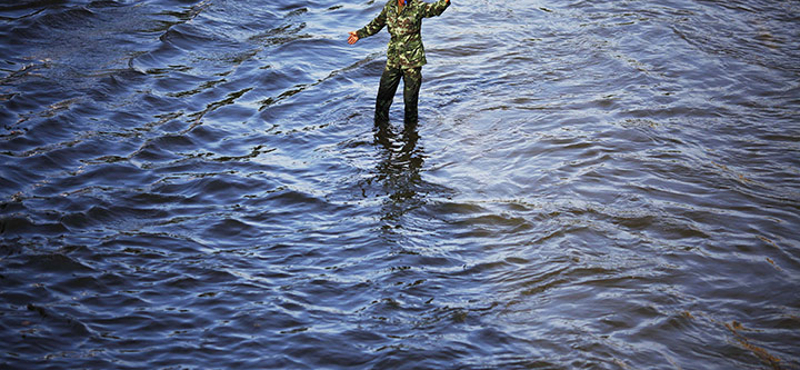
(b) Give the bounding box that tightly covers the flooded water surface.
[2,0,799,368]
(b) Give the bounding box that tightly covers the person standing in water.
[348,0,451,125]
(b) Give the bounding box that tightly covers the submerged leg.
[375,66,403,125]
[402,67,422,125]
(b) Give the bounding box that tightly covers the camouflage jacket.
[356,0,450,69]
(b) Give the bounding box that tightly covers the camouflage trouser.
[375,66,422,125]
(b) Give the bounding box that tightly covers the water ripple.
[2,0,800,369]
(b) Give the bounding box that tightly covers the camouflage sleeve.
[356,3,388,39]
[422,0,450,18]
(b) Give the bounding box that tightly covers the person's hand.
[348,31,359,45]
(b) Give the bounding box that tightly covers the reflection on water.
[1,0,800,369]
[374,120,424,228]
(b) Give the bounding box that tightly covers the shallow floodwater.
[2,0,799,369]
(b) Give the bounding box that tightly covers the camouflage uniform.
[356,0,450,123]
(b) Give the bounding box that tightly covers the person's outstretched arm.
[348,5,389,45]
[422,0,450,18]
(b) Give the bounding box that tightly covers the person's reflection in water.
[373,118,425,229]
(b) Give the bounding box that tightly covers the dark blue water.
[2,0,799,368]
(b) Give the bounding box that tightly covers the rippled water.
[2,0,799,368]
